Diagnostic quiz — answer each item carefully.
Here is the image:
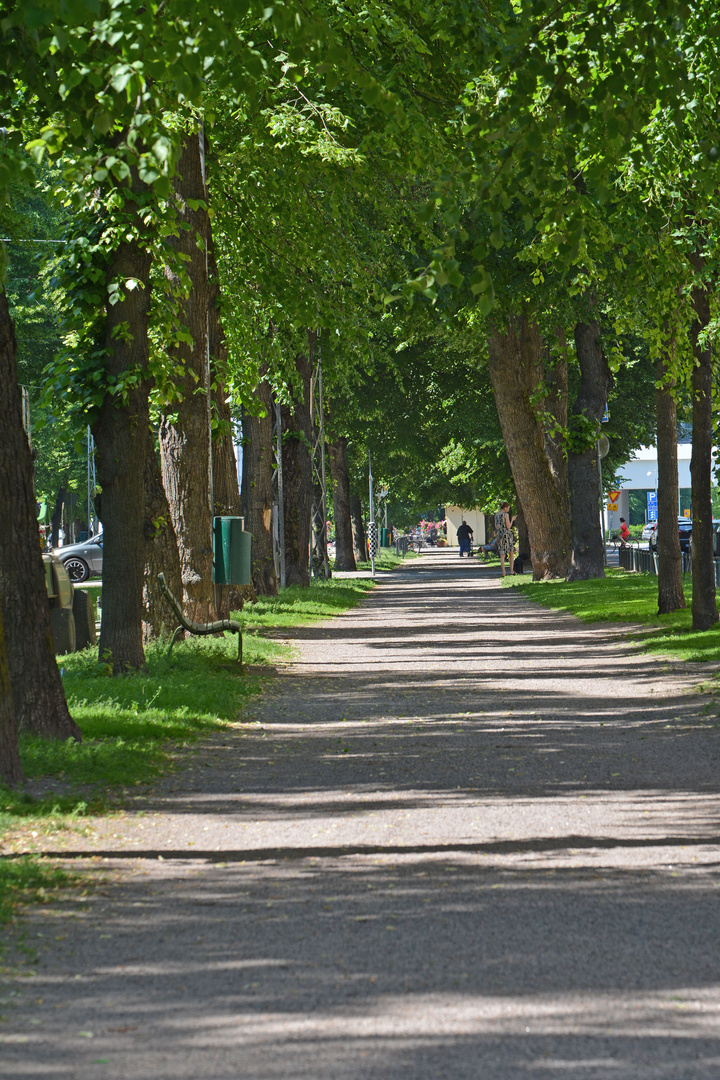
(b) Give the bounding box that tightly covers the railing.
[396,534,425,556]
[617,545,719,581]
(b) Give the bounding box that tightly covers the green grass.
[0,577,377,927]
[353,548,418,573]
[506,567,720,662]
[234,577,375,630]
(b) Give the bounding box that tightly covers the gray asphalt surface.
[3,549,720,1079]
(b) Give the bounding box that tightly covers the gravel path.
[4,549,720,1079]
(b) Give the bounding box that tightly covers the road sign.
[647,490,657,522]
[608,490,621,503]
[608,503,618,512]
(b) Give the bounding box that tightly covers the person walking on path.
[456,519,473,557]
[494,501,516,576]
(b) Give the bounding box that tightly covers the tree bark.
[281,340,315,587]
[566,320,612,581]
[142,426,183,643]
[206,226,254,614]
[0,598,22,786]
[656,350,686,614]
[311,479,331,577]
[158,133,217,624]
[90,153,154,673]
[240,381,278,596]
[0,288,81,740]
[350,493,366,564]
[208,223,240,522]
[543,334,569,510]
[50,481,67,549]
[515,499,530,557]
[487,313,571,579]
[689,266,718,631]
[329,438,356,571]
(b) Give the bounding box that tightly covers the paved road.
[3,550,720,1079]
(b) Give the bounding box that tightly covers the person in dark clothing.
[456,520,473,557]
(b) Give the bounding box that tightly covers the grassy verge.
[234,577,375,630]
[0,577,376,928]
[353,548,418,573]
[506,567,720,662]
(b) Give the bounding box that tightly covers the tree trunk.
[143,426,183,642]
[350,493,366,564]
[329,438,356,571]
[0,288,81,740]
[0,599,22,786]
[206,225,254,614]
[207,220,240,521]
[50,481,67,549]
[656,350,686,614]
[487,313,571,579]
[240,381,278,597]
[689,268,718,631]
[311,480,330,577]
[543,334,569,509]
[281,340,315,587]
[566,320,612,581]
[515,499,530,557]
[158,133,217,624]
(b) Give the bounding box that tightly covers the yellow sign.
[608,502,618,511]
[608,490,621,503]
[684,509,691,518]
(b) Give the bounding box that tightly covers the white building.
[445,506,486,547]
[607,443,715,529]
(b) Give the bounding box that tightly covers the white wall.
[445,507,486,547]
[618,444,694,489]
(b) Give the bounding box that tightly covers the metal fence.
[618,545,720,583]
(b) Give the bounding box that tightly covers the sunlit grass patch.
[234,577,375,629]
[506,568,720,662]
[0,633,274,823]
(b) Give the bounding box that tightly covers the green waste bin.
[380,528,390,547]
[213,517,252,585]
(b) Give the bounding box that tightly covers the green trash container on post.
[213,517,252,585]
[380,527,390,547]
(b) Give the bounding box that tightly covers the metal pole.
[368,447,375,577]
[318,355,330,579]
[275,398,286,589]
[87,426,97,534]
[199,124,214,519]
[598,441,605,566]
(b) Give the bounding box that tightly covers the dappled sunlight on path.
[4,550,720,1079]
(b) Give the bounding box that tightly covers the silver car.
[55,532,103,582]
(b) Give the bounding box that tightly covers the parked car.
[55,532,103,582]
[649,518,720,554]
[641,521,657,541]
